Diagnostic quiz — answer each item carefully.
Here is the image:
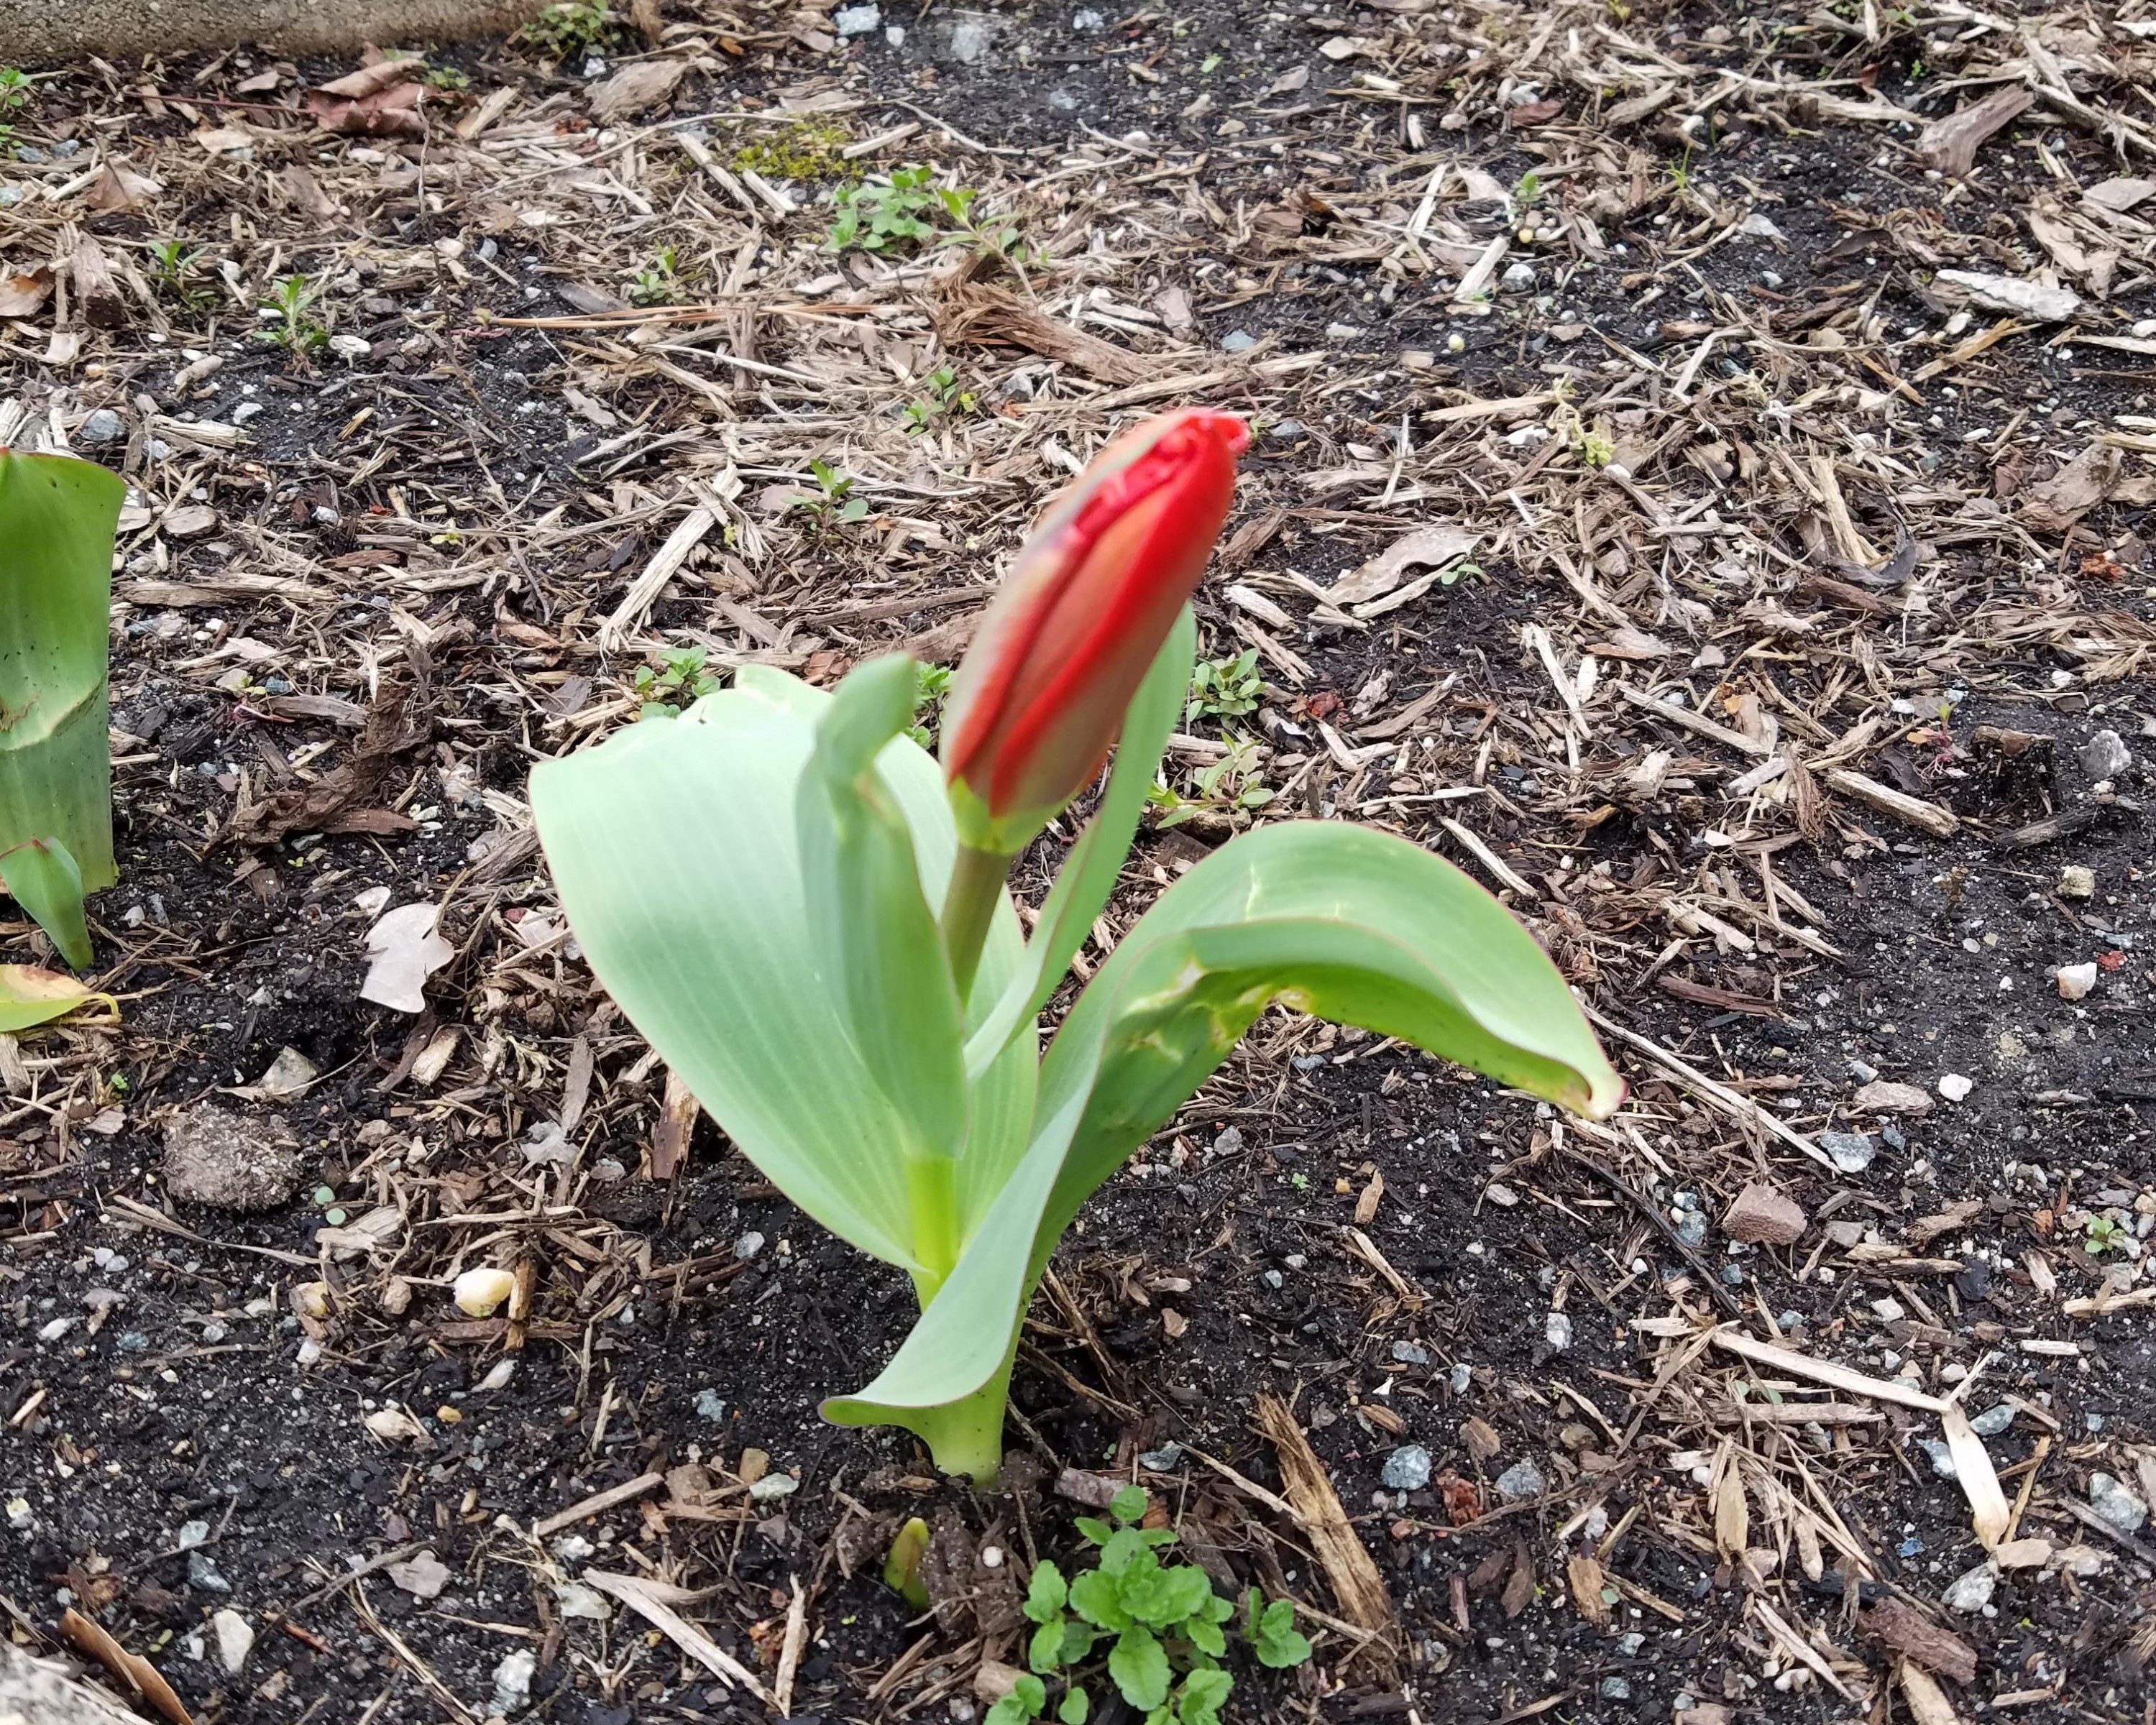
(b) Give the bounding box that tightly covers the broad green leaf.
[1178,1669,1233,1725]
[1013,1676,1046,1714]
[1029,1619,1067,1674]
[1186,1617,1226,1658]
[824,820,1618,1466]
[0,963,116,1032]
[0,452,121,901]
[534,673,1032,1273]
[1058,1685,1089,1725]
[1109,1484,1150,1524]
[795,654,966,1164]
[986,1697,1032,1725]
[1254,1598,1311,1669]
[1067,1568,1129,1632]
[1024,1562,1068,1623]
[1108,1627,1170,1713]
[1072,1517,1112,1547]
[0,836,91,970]
[965,610,1194,1082]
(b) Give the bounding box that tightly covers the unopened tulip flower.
[935,410,1248,990]
[943,408,1249,850]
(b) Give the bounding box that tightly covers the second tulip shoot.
[534,411,1622,1483]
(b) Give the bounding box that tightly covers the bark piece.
[1917,86,2032,176]
[935,280,1148,385]
[1254,1392,1398,1668]
[1863,1597,1978,1685]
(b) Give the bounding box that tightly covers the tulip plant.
[535,410,1623,1483]
[0,448,124,971]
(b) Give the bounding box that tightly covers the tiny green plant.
[423,63,473,91]
[791,459,872,530]
[1147,740,1275,831]
[1186,648,1262,727]
[628,247,682,307]
[907,663,953,749]
[1513,170,1543,209]
[634,645,721,719]
[2084,1215,2128,1256]
[258,275,327,355]
[996,1486,1310,1725]
[904,365,976,433]
[0,67,31,153]
[520,0,616,58]
[146,239,213,310]
[828,167,1024,259]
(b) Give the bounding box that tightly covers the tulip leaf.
[0,451,122,908]
[0,836,92,971]
[965,608,1194,1084]
[825,820,1621,1461]
[0,963,117,1033]
[797,655,967,1162]
[535,673,1032,1274]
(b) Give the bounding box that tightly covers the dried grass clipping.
[935,280,1148,387]
[1253,1392,1398,1670]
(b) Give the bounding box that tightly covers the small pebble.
[1221,330,1257,353]
[1543,1312,1572,1351]
[1942,1562,1996,1614]
[694,1389,725,1422]
[748,1473,799,1505]
[1391,1340,1431,1366]
[1494,1460,1546,1501]
[1380,1445,1433,1491]
[1820,1131,1879,1174]
[1937,1073,1973,1103]
[2089,1473,2148,1534]
[1137,1442,1183,1471]
[735,1232,766,1261]
[188,1551,231,1593]
[78,408,124,445]
[1969,1404,2015,1438]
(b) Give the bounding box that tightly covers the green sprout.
[146,239,214,310]
[907,663,953,749]
[0,67,32,153]
[996,1486,1311,1725]
[520,0,616,59]
[1186,649,1262,727]
[904,365,976,432]
[257,275,327,356]
[1148,740,1275,831]
[628,246,682,307]
[827,166,1024,259]
[634,645,721,719]
[2083,1215,2129,1257]
[423,64,473,91]
[1513,170,1543,208]
[790,459,872,530]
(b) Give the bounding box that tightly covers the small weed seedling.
[904,365,976,433]
[996,1486,1311,1725]
[1149,740,1275,832]
[1187,648,1262,726]
[829,166,1026,259]
[147,239,214,310]
[1513,170,1543,210]
[423,64,473,91]
[520,0,616,59]
[2084,1215,2129,1257]
[0,67,32,152]
[628,247,682,307]
[907,663,953,749]
[257,275,327,356]
[635,645,721,719]
[791,459,871,531]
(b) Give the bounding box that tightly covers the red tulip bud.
[942,408,1248,849]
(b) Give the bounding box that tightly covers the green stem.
[940,842,1012,1003]
[904,1156,961,1300]
[899,1343,1017,1486]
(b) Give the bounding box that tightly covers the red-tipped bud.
[941,408,1248,849]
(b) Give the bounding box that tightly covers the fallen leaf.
[306,58,426,137]
[0,965,117,1033]
[1917,85,2032,176]
[387,1549,453,1598]
[2085,176,2156,213]
[1328,525,1477,607]
[1508,98,1566,126]
[360,903,454,1013]
[84,162,163,213]
[589,58,688,119]
[0,267,52,319]
[2022,443,2123,530]
[1935,270,2081,322]
[229,678,427,843]
[362,1404,434,1445]
[61,1607,198,1725]
[194,126,254,153]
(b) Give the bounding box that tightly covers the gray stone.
[1968,1403,2015,1438]
[187,1550,231,1593]
[162,1103,304,1211]
[1494,1460,1546,1501]
[1391,1340,1431,1366]
[1221,330,1257,353]
[1137,1442,1183,1471]
[1501,262,1538,290]
[1598,1677,1631,1701]
[1942,1561,1996,1613]
[1918,1438,1958,1480]
[211,1610,254,1677]
[2080,729,2132,781]
[1449,1363,1472,1394]
[1544,1311,1573,1351]
[694,1389,725,1422]
[748,1472,799,1505]
[78,408,123,445]
[944,11,994,60]
[491,1650,537,1716]
[832,3,879,33]
[1820,1131,1879,1174]
[1675,1210,1707,1248]
[2089,1472,2148,1534]
[1380,1445,1433,1491]
[735,1231,766,1260]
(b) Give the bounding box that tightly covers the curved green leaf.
[796,655,966,1162]
[0,836,91,970]
[0,451,121,898]
[533,673,1032,1273]
[824,819,1620,1458]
